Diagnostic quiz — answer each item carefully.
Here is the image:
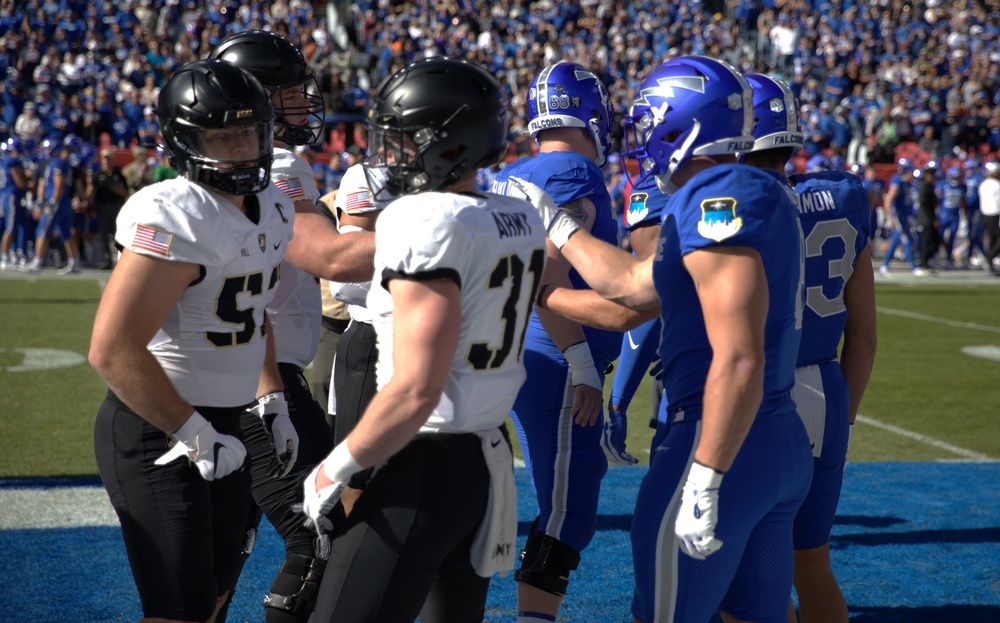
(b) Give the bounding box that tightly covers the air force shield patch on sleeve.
[626,192,649,227]
[697,197,742,241]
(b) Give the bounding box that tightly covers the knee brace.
[513,519,581,597]
[263,554,328,616]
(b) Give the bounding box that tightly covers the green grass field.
[2,273,999,478]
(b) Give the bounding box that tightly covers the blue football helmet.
[784,160,798,176]
[621,55,754,193]
[806,153,831,172]
[897,157,913,172]
[947,165,962,181]
[40,137,62,158]
[526,61,615,166]
[831,154,846,171]
[849,163,864,177]
[744,73,803,151]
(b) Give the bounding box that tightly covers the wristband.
[256,391,286,406]
[548,211,581,249]
[322,441,364,484]
[535,283,551,310]
[171,411,210,445]
[689,460,725,487]
[562,341,602,390]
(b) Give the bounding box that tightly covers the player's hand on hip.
[570,384,603,427]
[296,462,346,537]
[674,461,725,559]
[248,392,299,478]
[155,411,247,480]
[600,407,638,466]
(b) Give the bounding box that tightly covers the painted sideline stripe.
[876,306,1000,334]
[855,415,995,462]
[0,486,118,530]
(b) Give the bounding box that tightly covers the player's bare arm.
[89,249,201,434]
[316,277,460,490]
[840,245,877,423]
[684,246,767,473]
[285,200,376,283]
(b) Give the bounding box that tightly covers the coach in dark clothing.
[917,165,940,270]
[92,149,128,269]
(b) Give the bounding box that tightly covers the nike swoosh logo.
[491,438,501,448]
[273,242,280,250]
[627,331,639,350]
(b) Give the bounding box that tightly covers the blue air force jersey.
[624,174,671,231]
[654,164,802,415]
[888,173,914,218]
[938,180,966,216]
[43,156,73,211]
[790,171,872,367]
[493,150,621,361]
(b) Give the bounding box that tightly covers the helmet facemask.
[169,119,275,195]
[272,73,325,146]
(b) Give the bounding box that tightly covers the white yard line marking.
[877,307,1000,334]
[855,415,995,462]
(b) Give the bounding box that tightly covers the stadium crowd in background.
[2,0,1000,272]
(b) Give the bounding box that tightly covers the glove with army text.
[154,411,247,481]
[248,392,299,478]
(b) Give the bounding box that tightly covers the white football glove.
[155,411,247,481]
[248,392,299,478]
[507,176,581,248]
[674,461,725,560]
[296,462,347,537]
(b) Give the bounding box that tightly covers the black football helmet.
[210,30,325,146]
[157,59,274,195]
[364,57,509,199]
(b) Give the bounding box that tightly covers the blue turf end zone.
[1,463,998,622]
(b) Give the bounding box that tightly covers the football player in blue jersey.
[0,138,31,270]
[491,60,630,623]
[937,165,967,269]
[959,158,987,269]
[879,158,928,277]
[529,55,812,623]
[25,137,81,273]
[745,73,877,623]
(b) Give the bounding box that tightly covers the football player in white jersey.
[326,162,390,515]
[90,59,297,623]
[299,57,546,622]
[210,30,371,622]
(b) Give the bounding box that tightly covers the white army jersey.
[329,163,390,323]
[367,189,547,434]
[268,147,323,368]
[116,177,295,407]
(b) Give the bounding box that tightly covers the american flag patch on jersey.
[132,224,173,256]
[274,177,305,199]
[344,190,372,213]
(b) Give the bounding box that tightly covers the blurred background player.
[528,55,813,623]
[744,72,877,623]
[491,60,625,623]
[0,137,31,269]
[937,165,967,270]
[980,160,1000,276]
[879,158,928,277]
[915,161,940,272]
[90,58,295,623]
[301,56,542,623]
[25,136,79,273]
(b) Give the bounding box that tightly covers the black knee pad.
[263,553,328,620]
[513,519,581,597]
